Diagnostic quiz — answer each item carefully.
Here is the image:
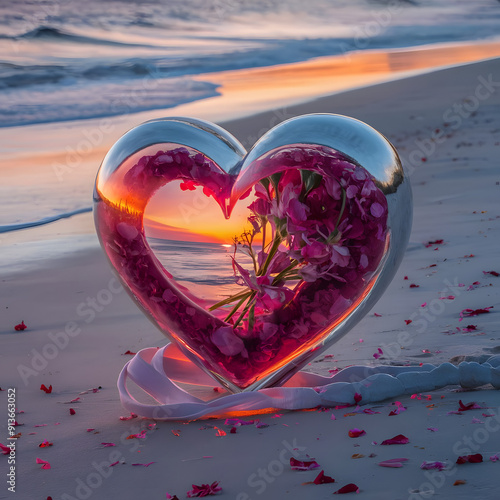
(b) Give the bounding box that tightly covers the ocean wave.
[0,76,219,127]
[15,25,156,48]
[0,0,498,128]
[0,207,92,234]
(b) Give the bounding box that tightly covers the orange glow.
[171,39,500,122]
[144,184,257,244]
[144,181,264,244]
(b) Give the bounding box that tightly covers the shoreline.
[1,54,499,278]
[0,53,499,499]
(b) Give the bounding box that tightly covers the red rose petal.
[334,483,360,494]
[186,481,221,498]
[459,307,493,321]
[290,457,320,470]
[14,321,27,331]
[40,384,52,394]
[483,271,499,277]
[458,400,482,412]
[348,428,366,438]
[36,458,51,469]
[468,454,483,463]
[457,454,483,464]
[313,470,335,484]
[381,434,409,445]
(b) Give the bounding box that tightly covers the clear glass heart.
[94,115,411,392]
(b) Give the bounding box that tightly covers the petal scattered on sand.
[348,429,366,438]
[421,461,446,471]
[186,481,222,497]
[334,483,359,494]
[290,457,320,470]
[483,271,499,277]
[36,458,51,469]
[459,307,493,321]
[458,400,482,411]
[119,412,138,421]
[456,454,483,464]
[313,470,335,484]
[381,434,409,445]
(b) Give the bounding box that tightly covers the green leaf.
[248,304,255,332]
[260,177,270,191]
[270,172,282,202]
[301,170,322,200]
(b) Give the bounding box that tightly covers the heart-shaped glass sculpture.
[94,114,411,393]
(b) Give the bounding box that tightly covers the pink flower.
[301,240,330,264]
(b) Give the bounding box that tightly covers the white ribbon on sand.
[117,343,500,421]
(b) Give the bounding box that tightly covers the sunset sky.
[144,181,258,244]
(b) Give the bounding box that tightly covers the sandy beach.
[1,47,500,500]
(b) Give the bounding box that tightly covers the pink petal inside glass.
[95,143,389,391]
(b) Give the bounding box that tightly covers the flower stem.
[209,290,252,311]
[258,235,282,277]
[272,259,299,285]
[233,291,256,328]
[224,294,249,322]
[261,218,267,256]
